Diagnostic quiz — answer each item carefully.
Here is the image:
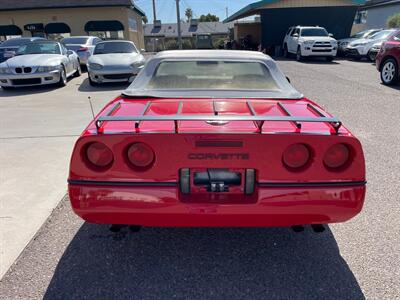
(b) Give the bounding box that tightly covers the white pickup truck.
[283,26,338,62]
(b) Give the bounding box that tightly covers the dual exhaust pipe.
[292,224,325,233]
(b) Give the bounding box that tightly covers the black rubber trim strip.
[257,181,367,188]
[68,179,178,187]
[68,180,366,188]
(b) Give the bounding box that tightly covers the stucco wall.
[0,6,144,45]
[365,4,400,29]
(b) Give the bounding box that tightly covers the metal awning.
[0,25,22,36]
[223,0,367,23]
[84,20,124,32]
[44,22,71,34]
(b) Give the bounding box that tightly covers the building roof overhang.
[223,0,367,23]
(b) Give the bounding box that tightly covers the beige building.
[0,0,146,49]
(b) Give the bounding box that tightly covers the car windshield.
[61,37,89,44]
[370,30,395,40]
[147,60,279,90]
[94,42,136,54]
[17,42,61,55]
[0,38,32,47]
[300,28,328,37]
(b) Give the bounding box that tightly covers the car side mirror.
[67,50,74,56]
[286,76,291,83]
[140,48,146,53]
[293,33,299,38]
[328,33,334,37]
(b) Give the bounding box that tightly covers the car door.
[61,44,74,73]
[390,33,400,68]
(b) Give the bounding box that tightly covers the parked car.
[68,50,366,232]
[345,29,397,61]
[0,37,45,63]
[376,29,400,85]
[61,36,102,66]
[87,40,145,86]
[283,26,338,62]
[0,40,81,89]
[337,28,382,55]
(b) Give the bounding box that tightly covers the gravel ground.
[0,58,399,299]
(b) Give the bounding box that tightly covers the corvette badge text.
[188,153,250,160]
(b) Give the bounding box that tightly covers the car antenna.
[88,96,95,121]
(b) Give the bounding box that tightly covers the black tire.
[283,44,289,58]
[74,61,82,77]
[88,75,98,86]
[57,66,67,87]
[380,58,399,86]
[326,56,334,62]
[296,47,303,62]
[367,51,376,62]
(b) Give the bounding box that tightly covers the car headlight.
[0,67,12,74]
[130,60,145,69]
[351,42,368,47]
[303,40,315,45]
[37,65,59,73]
[89,63,103,70]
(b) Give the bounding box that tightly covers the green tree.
[142,15,148,24]
[185,8,193,22]
[387,13,400,28]
[199,13,219,22]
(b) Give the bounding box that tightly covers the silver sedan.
[87,40,145,86]
[0,40,81,89]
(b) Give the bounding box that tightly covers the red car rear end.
[68,51,366,228]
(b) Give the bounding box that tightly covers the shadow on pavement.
[78,78,129,92]
[44,224,365,299]
[0,85,58,96]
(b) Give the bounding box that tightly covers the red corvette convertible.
[68,50,366,231]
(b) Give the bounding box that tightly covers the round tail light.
[86,142,113,168]
[127,143,155,168]
[324,143,350,169]
[282,143,310,169]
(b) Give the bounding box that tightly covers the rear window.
[147,60,279,90]
[61,37,89,44]
[1,38,31,47]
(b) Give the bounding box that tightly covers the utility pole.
[152,0,157,23]
[226,7,229,19]
[176,0,182,49]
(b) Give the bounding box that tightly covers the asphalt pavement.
[0,58,399,299]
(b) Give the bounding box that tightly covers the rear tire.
[296,47,303,62]
[57,66,67,87]
[283,44,289,58]
[380,58,398,85]
[74,61,82,77]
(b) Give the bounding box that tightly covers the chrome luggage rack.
[95,101,342,134]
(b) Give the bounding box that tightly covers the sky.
[134,0,257,23]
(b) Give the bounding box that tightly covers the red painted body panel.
[376,30,400,73]
[68,96,366,227]
[69,184,365,227]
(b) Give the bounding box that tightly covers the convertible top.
[123,50,303,99]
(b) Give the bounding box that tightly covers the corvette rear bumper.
[68,181,366,227]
